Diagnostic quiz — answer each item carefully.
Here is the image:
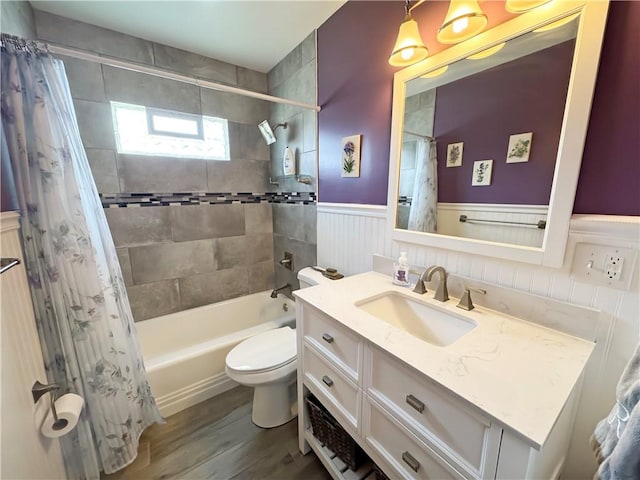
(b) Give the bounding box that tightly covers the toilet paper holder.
[32,380,69,431]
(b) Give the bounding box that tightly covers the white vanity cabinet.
[296,300,584,480]
[363,346,502,479]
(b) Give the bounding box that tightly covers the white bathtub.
[136,291,296,416]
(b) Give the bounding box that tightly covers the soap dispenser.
[393,252,411,287]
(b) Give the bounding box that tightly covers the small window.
[147,108,203,139]
[110,101,229,160]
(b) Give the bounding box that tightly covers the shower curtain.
[1,35,162,478]
[408,138,437,232]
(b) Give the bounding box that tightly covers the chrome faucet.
[270,283,291,298]
[413,266,449,302]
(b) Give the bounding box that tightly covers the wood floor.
[104,386,331,480]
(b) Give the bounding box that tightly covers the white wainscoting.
[316,203,639,480]
[437,203,548,248]
[0,212,66,479]
[317,203,389,276]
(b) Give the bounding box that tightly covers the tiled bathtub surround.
[34,10,272,197]
[107,203,274,321]
[100,192,316,208]
[268,33,318,289]
[268,32,317,194]
[273,203,317,291]
[33,11,280,320]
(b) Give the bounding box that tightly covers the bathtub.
[136,291,295,417]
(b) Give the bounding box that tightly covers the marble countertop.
[294,271,595,448]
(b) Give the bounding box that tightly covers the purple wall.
[317,1,515,205]
[435,41,574,205]
[318,1,640,215]
[317,2,400,205]
[574,1,640,215]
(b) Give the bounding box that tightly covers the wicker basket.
[374,464,390,480]
[306,394,366,471]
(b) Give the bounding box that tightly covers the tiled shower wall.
[0,1,36,39]
[105,204,273,321]
[34,11,276,320]
[268,33,318,290]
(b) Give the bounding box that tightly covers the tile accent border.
[101,191,316,208]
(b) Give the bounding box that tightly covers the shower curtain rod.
[404,130,435,141]
[47,43,322,112]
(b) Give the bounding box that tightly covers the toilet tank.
[297,267,330,289]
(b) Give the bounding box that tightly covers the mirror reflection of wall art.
[341,135,361,178]
[472,160,493,186]
[446,142,464,167]
[506,132,533,163]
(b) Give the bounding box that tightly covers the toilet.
[225,267,330,428]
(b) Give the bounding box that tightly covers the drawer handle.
[402,451,420,473]
[322,333,334,344]
[406,394,425,413]
[322,376,334,387]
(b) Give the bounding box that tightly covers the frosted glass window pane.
[151,115,200,136]
[110,101,229,161]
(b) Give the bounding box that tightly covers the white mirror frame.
[386,0,609,268]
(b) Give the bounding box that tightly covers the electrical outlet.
[604,253,624,281]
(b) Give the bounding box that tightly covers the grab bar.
[459,215,546,229]
[0,258,21,275]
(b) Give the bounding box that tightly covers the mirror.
[397,22,578,248]
[387,1,609,267]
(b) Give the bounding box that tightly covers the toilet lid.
[226,327,296,373]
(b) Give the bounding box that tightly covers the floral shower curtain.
[408,138,437,232]
[1,35,162,478]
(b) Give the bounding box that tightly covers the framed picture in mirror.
[446,142,464,167]
[507,132,533,163]
[472,160,493,186]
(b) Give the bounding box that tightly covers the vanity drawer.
[364,397,465,480]
[303,345,359,429]
[367,347,490,473]
[303,306,360,381]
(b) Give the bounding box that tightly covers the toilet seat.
[226,326,296,375]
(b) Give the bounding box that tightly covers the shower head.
[258,120,287,145]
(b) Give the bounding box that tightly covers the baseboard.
[155,372,238,417]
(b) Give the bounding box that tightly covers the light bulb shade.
[389,15,429,67]
[505,0,552,13]
[437,0,488,44]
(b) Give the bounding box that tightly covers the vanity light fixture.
[437,0,488,44]
[533,12,580,32]
[388,0,429,67]
[421,65,449,78]
[505,0,553,14]
[467,42,506,59]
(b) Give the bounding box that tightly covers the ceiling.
[29,1,346,73]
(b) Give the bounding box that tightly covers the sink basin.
[355,292,477,347]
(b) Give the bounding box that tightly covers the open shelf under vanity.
[304,429,378,480]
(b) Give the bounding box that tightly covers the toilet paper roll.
[40,393,84,438]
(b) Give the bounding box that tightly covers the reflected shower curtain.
[1,35,162,478]
[408,138,437,232]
